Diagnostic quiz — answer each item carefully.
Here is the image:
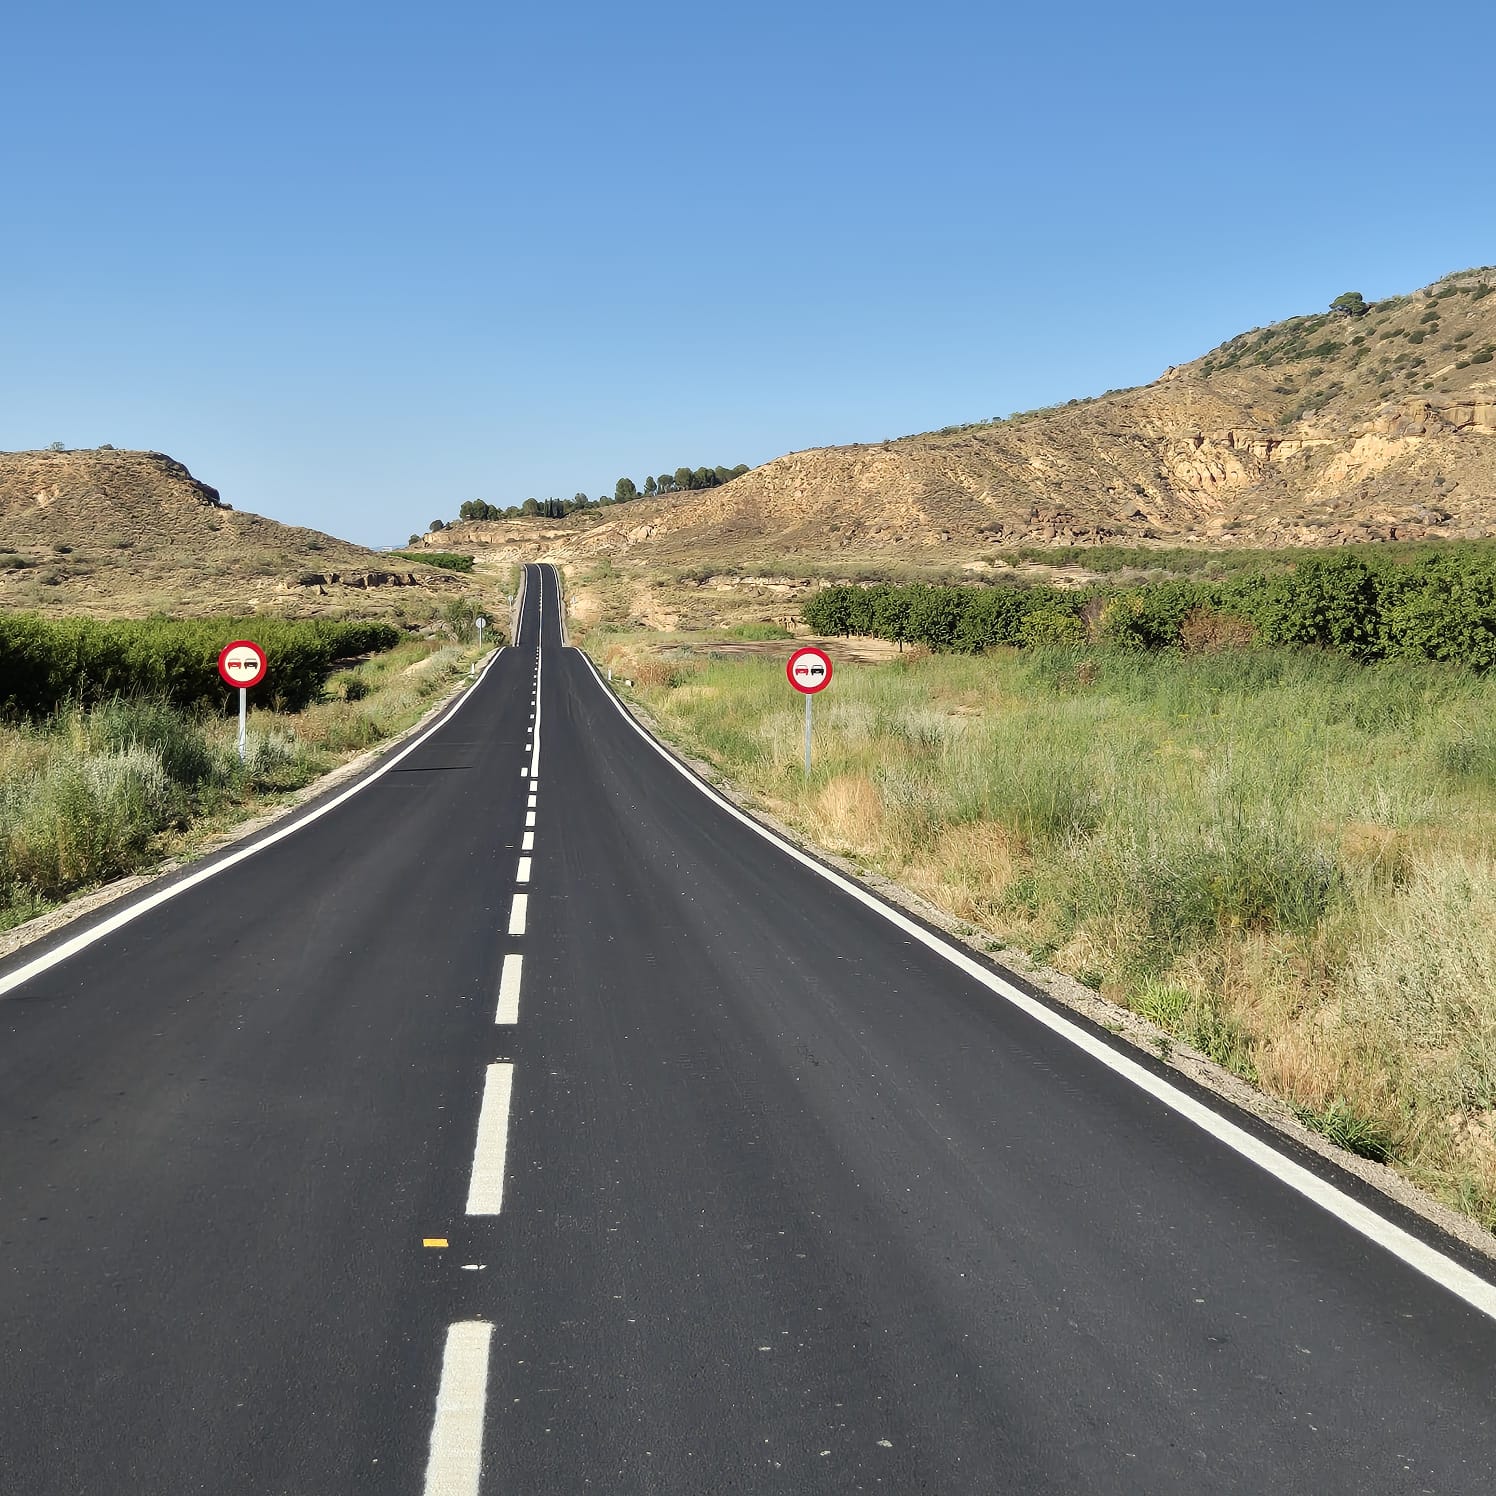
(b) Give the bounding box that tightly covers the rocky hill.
[0,448,467,618]
[430,267,1496,570]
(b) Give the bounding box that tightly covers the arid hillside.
[428,267,1496,571]
[0,448,468,618]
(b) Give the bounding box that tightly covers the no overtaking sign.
[787,646,833,693]
[218,639,266,761]
[218,640,267,689]
[787,646,833,776]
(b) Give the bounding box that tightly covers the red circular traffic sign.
[218,639,267,689]
[787,646,833,694]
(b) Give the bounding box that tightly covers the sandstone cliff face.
[433,268,1496,569]
[0,448,462,618]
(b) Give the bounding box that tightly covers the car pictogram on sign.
[786,646,833,694]
[218,640,267,690]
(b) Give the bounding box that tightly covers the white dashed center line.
[496,954,522,1025]
[466,1063,514,1215]
[516,857,531,884]
[507,893,528,935]
[530,643,542,779]
[522,830,534,850]
[421,1320,493,1496]
[525,810,536,828]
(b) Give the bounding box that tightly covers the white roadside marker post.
[786,646,833,780]
[473,615,486,675]
[218,640,267,766]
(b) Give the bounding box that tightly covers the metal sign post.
[218,640,268,764]
[786,646,833,779]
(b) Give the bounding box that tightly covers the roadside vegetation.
[594,630,1496,1230]
[0,617,495,933]
[0,615,403,716]
[802,549,1496,671]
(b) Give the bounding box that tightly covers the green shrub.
[1070,814,1340,974]
[1020,608,1086,648]
[87,700,215,787]
[1294,1098,1396,1162]
[2,749,173,899]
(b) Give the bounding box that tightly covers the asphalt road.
[3,562,1495,1493]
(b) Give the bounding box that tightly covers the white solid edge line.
[507,893,528,936]
[0,648,508,1001]
[571,646,1496,1323]
[466,1062,514,1215]
[496,953,522,1024]
[516,856,531,884]
[422,1320,493,1496]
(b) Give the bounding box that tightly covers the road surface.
[2,563,1494,1493]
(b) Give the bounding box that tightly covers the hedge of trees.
[0,615,403,718]
[802,552,1496,671]
[621,465,750,500]
[389,550,475,573]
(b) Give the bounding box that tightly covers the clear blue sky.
[3,0,1491,547]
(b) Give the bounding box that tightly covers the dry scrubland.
[0,632,491,932]
[590,627,1496,1228]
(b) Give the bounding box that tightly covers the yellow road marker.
[423,1238,449,1248]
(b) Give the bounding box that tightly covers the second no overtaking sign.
[787,646,833,776]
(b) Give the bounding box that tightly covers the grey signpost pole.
[238,689,247,763]
[804,692,813,779]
